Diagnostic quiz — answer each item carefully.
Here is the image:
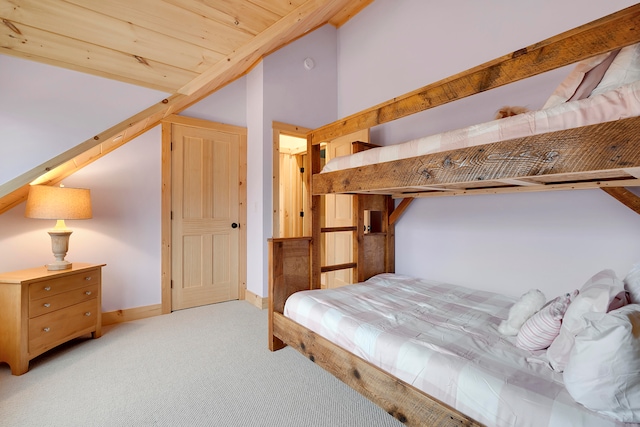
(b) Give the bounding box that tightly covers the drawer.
[29,268,100,300]
[29,284,99,318]
[29,299,97,355]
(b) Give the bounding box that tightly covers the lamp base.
[46,260,73,271]
[47,227,73,271]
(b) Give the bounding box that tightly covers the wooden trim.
[400,179,640,199]
[161,122,173,315]
[244,289,268,310]
[102,304,163,326]
[162,114,247,135]
[309,4,640,144]
[601,187,640,215]
[272,312,481,427]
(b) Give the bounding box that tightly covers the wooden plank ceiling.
[0,0,372,214]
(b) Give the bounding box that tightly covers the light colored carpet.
[0,300,403,427]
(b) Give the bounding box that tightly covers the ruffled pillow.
[516,290,577,351]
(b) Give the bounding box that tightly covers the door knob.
[231,223,239,229]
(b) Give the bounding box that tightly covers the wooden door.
[324,129,369,288]
[171,124,240,310]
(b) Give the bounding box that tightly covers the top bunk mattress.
[283,273,637,427]
[321,80,640,174]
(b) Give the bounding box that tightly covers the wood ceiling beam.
[0,0,357,215]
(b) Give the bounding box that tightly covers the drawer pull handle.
[85,291,92,296]
[85,277,92,281]
[43,303,51,308]
[44,286,51,291]
[85,312,91,317]
[43,327,50,332]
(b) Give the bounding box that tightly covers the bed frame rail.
[272,312,482,426]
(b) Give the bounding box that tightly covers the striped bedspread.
[321,80,640,173]
[284,273,636,427]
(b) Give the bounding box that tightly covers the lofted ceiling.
[1,0,371,93]
[0,0,372,214]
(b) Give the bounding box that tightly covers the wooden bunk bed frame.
[269,5,640,427]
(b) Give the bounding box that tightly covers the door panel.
[172,125,240,310]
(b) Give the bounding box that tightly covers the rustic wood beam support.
[389,198,414,225]
[601,187,640,216]
[309,4,640,144]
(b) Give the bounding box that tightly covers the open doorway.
[272,122,311,238]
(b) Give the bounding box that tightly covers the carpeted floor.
[0,300,403,427]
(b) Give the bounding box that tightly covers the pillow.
[624,262,640,304]
[516,290,577,351]
[498,289,546,336]
[546,269,626,372]
[590,42,640,97]
[563,304,640,423]
[542,50,618,109]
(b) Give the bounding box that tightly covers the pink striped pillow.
[516,291,577,351]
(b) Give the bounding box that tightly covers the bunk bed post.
[268,237,312,351]
[309,135,322,290]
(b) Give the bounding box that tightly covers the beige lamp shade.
[25,185,92,271]
[25,185,92,220]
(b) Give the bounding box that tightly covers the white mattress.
[321,81,640,173]
[284,273,639,427]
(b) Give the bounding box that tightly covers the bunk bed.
[269,5,640,427]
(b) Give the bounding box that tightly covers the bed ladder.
[309,141,398,289]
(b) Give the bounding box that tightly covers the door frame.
[160,115,247,314]
[272,121,312,239]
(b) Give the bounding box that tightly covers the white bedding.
[321,81,640,173]
[284,273,640,427]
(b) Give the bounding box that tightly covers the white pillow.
[624,262,640,304]
[563,304,640,423]
[498,289,546,336]
[542,50,617,109]
[516,290,577,351]
[546,269,626,372]
[590,43,640,97]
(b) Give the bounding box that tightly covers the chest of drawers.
[0,263,104,375]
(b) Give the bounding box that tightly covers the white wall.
[247,24,338,297]
[337,0,640,298]
[0,128,162,312]
[0,55,167,185]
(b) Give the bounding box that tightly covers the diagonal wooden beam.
[309,3,640,144]
[602,187,640,215]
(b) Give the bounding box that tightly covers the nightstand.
[0,263,105,375]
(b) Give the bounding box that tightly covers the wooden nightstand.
[0,263,105,375]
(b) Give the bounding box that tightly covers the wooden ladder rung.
[321,262,357,273]
[321,226,357,233]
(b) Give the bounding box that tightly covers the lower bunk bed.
[271,266,640,427]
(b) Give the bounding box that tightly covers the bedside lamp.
[25,185,92,271]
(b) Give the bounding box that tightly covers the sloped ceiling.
[0,0,372,214]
